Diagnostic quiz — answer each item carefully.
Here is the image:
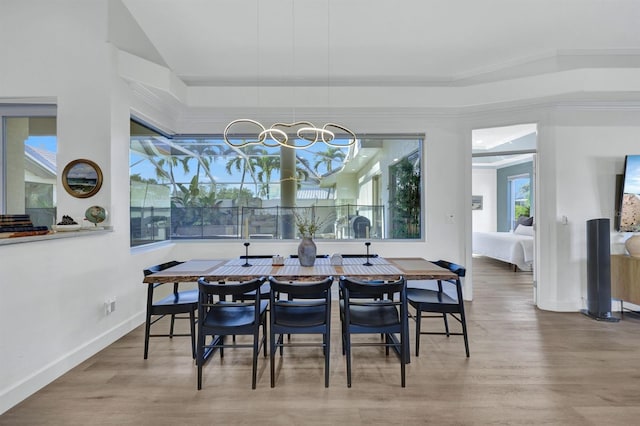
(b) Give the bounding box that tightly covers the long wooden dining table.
[142,256,457,284]
[143,256,457,364]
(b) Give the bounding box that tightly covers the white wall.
[2,0,640,415]
[471,168,497,232]
[537,107,640,310]
[0,0,147,413]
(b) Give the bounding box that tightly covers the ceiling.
[117,1,636,167]
[471,123,536,168]
[118,0,640,87]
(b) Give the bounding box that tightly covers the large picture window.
[130,120,422,246]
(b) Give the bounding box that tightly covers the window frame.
[129,118,424,246]
[0,104,57,215]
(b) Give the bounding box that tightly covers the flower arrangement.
[294,211,324,238]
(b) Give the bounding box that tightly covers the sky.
[129,137,348,187]
[26,135,56,152]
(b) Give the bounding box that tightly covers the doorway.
[471,123,537,302]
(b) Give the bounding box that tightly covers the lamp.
[223,0,356,150]
[223,120,356,150]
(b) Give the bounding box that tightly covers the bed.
[472,225,534,271]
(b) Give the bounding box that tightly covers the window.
[130,119,423,246]
[1,106,57,227]
[508,174,530,230]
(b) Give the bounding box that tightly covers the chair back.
[269,276,334,300]
[143,260,183,277]
[340,276,405,299]
[432,260,466,278]
[198,276,265,299]
[339,276,407,329]
[197,276,266,325]
[431,260,466,297]
[143,260,187,296]
[268,276,333,329]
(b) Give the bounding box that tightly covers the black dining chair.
[407,260,469,357]
[339,275,408,387]
[196,276,267,390]
[143,260,198,359]
[268,276,333,387]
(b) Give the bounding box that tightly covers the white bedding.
[472,231,534,271]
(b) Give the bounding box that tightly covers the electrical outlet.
[104,297,116,315]
[446,213,455,224]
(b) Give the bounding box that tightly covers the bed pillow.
[517,216,534,226]
[514,224,534,236]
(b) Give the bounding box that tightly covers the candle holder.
[242,242,252,267]
[363,242,372,266]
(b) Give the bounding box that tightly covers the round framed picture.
[61,159,103,198]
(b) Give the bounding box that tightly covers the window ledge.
[0,226,113,246]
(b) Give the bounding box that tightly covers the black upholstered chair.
[143,260,197,359]
[339,276,408,388]
[407,260,469,357]
[268,276,333,387]
[196,276,267,390]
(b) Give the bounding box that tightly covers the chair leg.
[143,312,152,359]
[443,313,450,336]
[270,329,276,388]
[189,309,196,359]
[251,333,259,390]
[324,330,330,388]
[385,333,390,356]
[415,307,421,357]
[460,310,470,358]
[345,332,352,388]
[322,333,326,356]
[169,314,176,338]
[341,313,346,355]
[400,327,406,388]
[197,332,204,390]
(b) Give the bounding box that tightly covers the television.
[618,155,640,231]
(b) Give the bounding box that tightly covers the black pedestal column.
[582,218,619,322]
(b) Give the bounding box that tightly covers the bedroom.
[472,124,537,287]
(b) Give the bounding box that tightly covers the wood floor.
[3,257,640,425]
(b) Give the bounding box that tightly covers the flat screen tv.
[618,155,640,231]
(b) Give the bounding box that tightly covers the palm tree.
[295,155,321,185]
[167,140,222,192]
[255,155,280,199]
[225,145,263,196]
[295,165,310,189]
[155,155,190,196]
[313,147,346,174]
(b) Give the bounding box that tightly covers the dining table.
[143,256,458,364]
[142,256,458,284]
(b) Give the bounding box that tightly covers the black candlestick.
[242,242,252,267]
[363,241,372,266]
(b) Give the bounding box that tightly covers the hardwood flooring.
[3,256,640,425]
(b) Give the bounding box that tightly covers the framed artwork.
[61,159,103,198]
[472,195,483,210]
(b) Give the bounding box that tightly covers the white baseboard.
[0,312,145,415]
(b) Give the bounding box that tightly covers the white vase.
[625,234,640,257]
